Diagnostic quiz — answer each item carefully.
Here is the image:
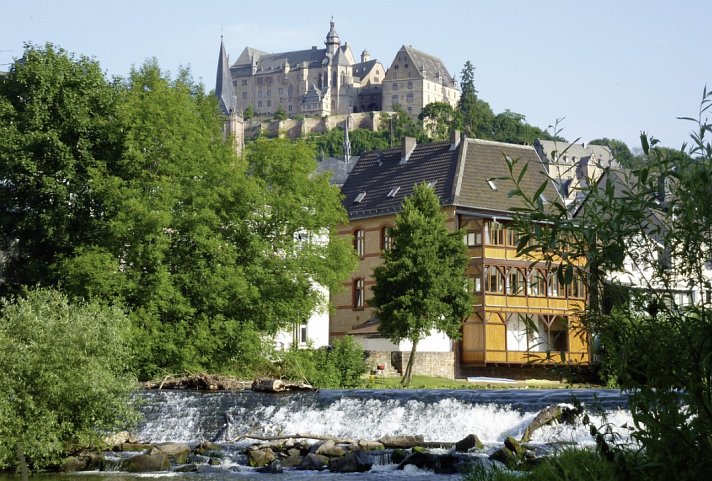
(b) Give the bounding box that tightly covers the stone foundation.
[365,351,455,379]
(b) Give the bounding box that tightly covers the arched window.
[484,266,505,294]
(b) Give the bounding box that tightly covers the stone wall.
[365,350,456,379]
[244,111,383,140]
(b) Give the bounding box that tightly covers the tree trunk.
[401,339,419,387]
[17,443,28,481]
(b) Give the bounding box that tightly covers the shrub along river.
[0,388,633,480]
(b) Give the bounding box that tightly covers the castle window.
[404,63,409,68]
[258,101,263,107]
[407,106,412,113]
[242,79,247,86]
[288,105,292,112]
[406,93,414,103]
[232,80,238,86]
[407,81,413,89]
[266,89,271,96]
[267,100,272,107]
[391,95,399,105]
[242,92,247,99]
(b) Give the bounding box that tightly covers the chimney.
[449,130,461,151]
[400,136,417,164]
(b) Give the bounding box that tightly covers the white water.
[137,389,635,451]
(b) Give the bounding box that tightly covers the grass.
[364,375,595,389]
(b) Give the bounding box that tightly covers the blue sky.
[2,0,710,150]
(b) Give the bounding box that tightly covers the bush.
[0,288,138,472]
[278,336,366,388]
[463,449,619,481]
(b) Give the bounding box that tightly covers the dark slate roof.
[232,46,328,75]
[317,156,359,186]
[215,39,237,115]
[353,59,379,80]
[454,139,561,214]
[400,45,458,88]
[341,140,460,219]
[340,137,562,221]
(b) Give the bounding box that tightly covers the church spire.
[215,37,237,115]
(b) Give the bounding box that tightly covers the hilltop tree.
[588,137,634,166]
[419,101,462,141]
[457,61,495,138]
[371,183,471,386]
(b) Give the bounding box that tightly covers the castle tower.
[325,18,340,55]
[215,37,244,156]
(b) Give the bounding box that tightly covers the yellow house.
[332,133,590,370]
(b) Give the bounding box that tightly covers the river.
[0,388,633,481]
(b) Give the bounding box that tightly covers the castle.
[216,20,460,120]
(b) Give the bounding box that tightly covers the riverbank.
[143,373,603,392]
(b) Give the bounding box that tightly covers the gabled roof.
[353,59,380,80]
[341,141,460,220]
[393,45,458,88]
[454,139,561,214]
[341,137,561,221]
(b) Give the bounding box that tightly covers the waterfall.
[136,388,633,449]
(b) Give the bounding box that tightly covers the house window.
[484,266,505,294]
[381,226,393,252]
[354,229,365,257]
[548,272,564,298]
[485,221,506,245]
[508,228,521,247]
[467,275,482,294]
[528,269,546,297]
[463,230,482,247]
[507,268,526,296]
[566,273,586,299]
[353,278,365,309]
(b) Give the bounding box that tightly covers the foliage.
[588,138,634,166]
[380,104,428,145]
[0,44,356,380]
[463,449,619,481]
[307,127,390,157]
[243,104,254,120]
[505,88,712,480]
[371,183,471,386]
[419,101,462,141]
[0,288,138,472]
[278,336,367,388]
[274,105,287,121]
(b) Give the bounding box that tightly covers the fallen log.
[251,378,316,393]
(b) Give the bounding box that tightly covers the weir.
[137,388,633,450]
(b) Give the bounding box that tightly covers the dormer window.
[387,186,400,198]
[427,180,437,188]
[354,192,367,204]
[486,179,497,191]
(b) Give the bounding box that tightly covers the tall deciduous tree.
[371,183,471,386]
[419,101,462,141]
[0,44,356,378]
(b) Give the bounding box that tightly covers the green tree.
[588,137,634,166]
[371,183,471,386]
[458,61,495,138]
[505,89,712,480]
[274,104,287,121]
[0,43,116,294]
[381,104,427,146]
[0,288,137,475]
[243,104,254,120]
[0,45,356,379]
[418,101,462,140]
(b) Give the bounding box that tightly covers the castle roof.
[232,46,328,75]
[215,38,237,115]
[397,45,458,88]
[353,59,380,81]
